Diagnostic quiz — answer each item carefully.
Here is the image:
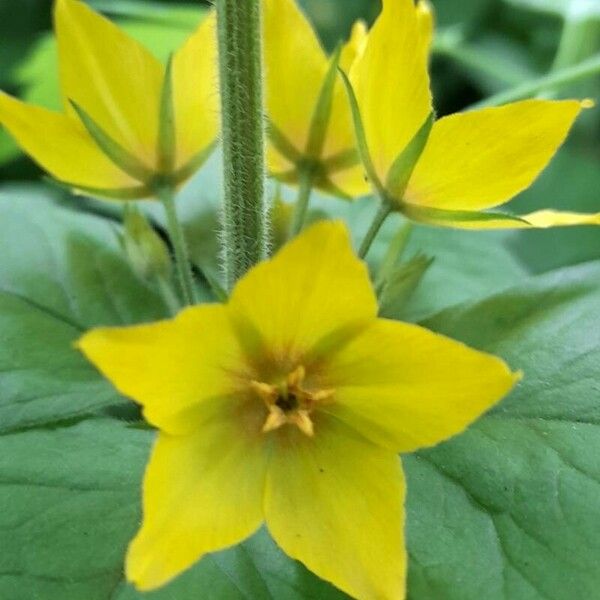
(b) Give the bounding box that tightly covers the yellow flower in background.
[0,0,218,200]
[78,221,519,599]
[347,0,599,230]
[264,0,369,200]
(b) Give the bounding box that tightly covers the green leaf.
[405,260,600,599]
[0,419,349,599]
[0,187,170,432]
[5,261,599,600]
[506,148,600,273]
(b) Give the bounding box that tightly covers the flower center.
[250,365,334,437]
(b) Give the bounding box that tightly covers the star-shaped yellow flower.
[0,0,217,200]
[347,0,599,230]
[78,220,519,599]
[264,0,369,200]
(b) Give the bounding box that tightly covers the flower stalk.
[358,200,394,259]
[158,186,196,306]
[216,0,269,291]
[289,166,314,236]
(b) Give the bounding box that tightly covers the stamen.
[250,365,334,436]
[262,406,288,433]
[287,364,306,388]
[290,410,314,437]
[250,380,278,403]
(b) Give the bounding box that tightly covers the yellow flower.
[78,221,519,599]
[348,0,599,229]
[264,0,369,199]
[0,0,217,200]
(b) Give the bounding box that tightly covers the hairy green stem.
[434,30,527,88]
[290,168,314,237]
[553,14,600,73]
[158,187,196,306]
[359,201,394,259]
[469,53,600,109]
[216,0,268,291]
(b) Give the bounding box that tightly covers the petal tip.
[581,98,596,109]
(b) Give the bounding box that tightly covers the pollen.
[250,365,334,437]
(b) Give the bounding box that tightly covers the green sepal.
[45,176,151,200]
[401,203,531,227]
[69,100,154,183]
[317,177,354,201]
[267,120,303,164]
[322,147,361,172]
[338,68,386,196]
[378,254,434,319]
[269,166,354,201]
[172,140,218,186]
[305,44,342,158]
[157,54,177,174]
[385,112,434,199]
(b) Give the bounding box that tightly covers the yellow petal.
[264,0,363,197]
[77,305,247,435]
[417,0,435,50]
[128,420,267,591]
[264,0,328,153]
[172,11,219,169]
[518,210,600,228]
[55,0,163,167]
[265,415,406,600]
[0,92,136,189]
[339,20,368,72]
[228,220,377,362]
[324,319,519,453]
[328,162,371,198]
[409,208,600,230]
[406,99,585,211]
[350,0,432,183]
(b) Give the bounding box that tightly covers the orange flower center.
[250,365,334,437]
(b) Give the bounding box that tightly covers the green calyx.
[400,203,532,227]
[386,113,435,199]
[268,48,361,202]
[66,57,216,202]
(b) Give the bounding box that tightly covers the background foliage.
[0,0,599,599]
